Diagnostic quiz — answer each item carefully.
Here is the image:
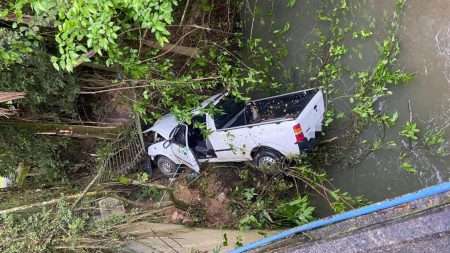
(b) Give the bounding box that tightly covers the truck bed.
[224,89,318,128]
[251,89,317,121]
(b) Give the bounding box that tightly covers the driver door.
[170,124,200,172]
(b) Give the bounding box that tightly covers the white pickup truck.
[143,88,325,176]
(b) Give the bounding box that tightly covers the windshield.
[213,96,245,129]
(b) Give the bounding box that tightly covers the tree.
[1,0,177,72]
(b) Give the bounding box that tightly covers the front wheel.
[156,156,179,177]
[255,149,285,175]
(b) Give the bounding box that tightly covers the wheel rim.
[259,156,275,166]
[160,161,172,174]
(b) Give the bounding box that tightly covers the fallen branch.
[143,40,199,58]
[107,193,172,209]
[320,136,338,144]
[142,27,199,61]
[78,76,220,94]
[0,192,98,216]
[71,166,106,209]
[129,179,168,190]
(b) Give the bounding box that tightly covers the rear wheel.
[255,149,285,175]
[156,156,179,177]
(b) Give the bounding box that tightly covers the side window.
[172,125,187,146]
[213,96,245,129]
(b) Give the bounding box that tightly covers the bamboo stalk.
[0,192,98,216]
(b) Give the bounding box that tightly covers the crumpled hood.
[142,93,225,139]
[142,114,178,139]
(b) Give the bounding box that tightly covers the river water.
[242,0,450,215]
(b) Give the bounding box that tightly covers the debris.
[98,197,126,218]
[171,210,179,222]
[217,192,227,203]
[171,210,186,223]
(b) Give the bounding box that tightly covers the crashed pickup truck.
[143,88,325,176]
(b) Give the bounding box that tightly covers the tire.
[255,149,284,175]
[156,156,179,177]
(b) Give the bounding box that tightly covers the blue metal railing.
[229,182,450,253]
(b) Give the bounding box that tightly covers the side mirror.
[163,140,171,149]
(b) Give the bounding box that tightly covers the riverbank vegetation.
[0,0,433,251]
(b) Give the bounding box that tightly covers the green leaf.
[273,22,290,35]
[66,60,73,72]
[287,0,297,8]
[402,162,417,174]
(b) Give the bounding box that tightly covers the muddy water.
[242,0,450,215]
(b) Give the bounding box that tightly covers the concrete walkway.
[122,223,277,252]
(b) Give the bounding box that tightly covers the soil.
[152,165,255,228]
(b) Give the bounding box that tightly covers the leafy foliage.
[0,201,125,253]
[308,0,412,129]
[399,122,420,140]
[277,195,315,225]
[423,128,445,146]
[0,28,34,69]
[2,0,178,72]
[0,125,86,180]
[0,48,79,115]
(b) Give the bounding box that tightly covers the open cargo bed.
[224,89,318,128]
[250,89,317,121]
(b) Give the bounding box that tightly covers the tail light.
[293,123,304,143]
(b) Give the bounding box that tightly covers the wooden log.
[0,92,26,103]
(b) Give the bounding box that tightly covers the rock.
[217,192,227,203]
[171,211,179,222]
[171,210,187,223]
[98,197,125,218]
